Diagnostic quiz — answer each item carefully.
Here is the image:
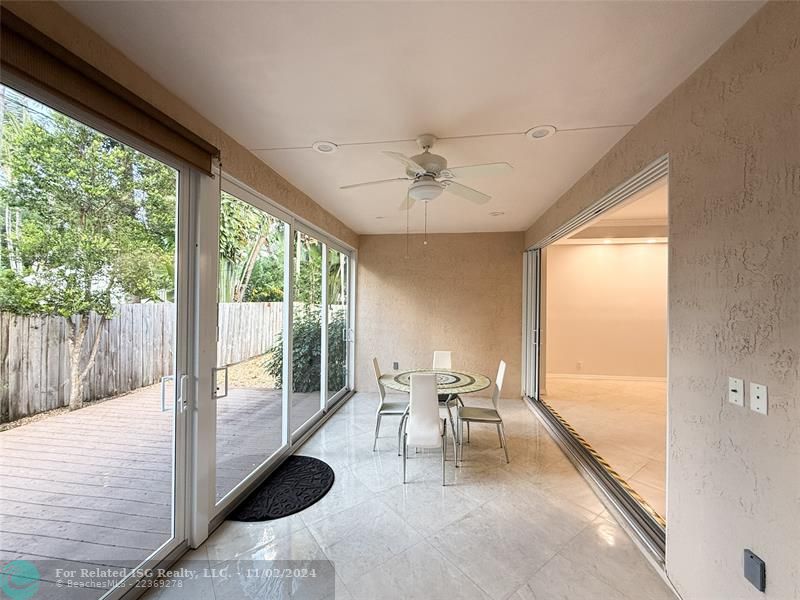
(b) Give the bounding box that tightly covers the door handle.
[160,375,175,412]
[212,366,229,399]
[176,374,189,413]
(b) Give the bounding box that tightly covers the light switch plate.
[728,377,744,407]
[750,382,768,415]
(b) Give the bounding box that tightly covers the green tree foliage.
[219,192,284,303]
[264,308,347,393]
[263,242,348,393]
[0,86,177,409]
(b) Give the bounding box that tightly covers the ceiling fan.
[340,134,512,210]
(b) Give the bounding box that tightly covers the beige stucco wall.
[526,3,800,599]
[355,233,524,398]
[4,1,358,249]
[545,243,667,378]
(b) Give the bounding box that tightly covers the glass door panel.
[326,248,349,402]
[0,84,185,597]
[523,248,541,400]
[290,230,323,434]
[215,191,286,502]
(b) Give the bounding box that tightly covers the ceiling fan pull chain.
[424,201,428,246]
[405,192,410,259]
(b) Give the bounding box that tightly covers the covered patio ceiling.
[62,1,762,234]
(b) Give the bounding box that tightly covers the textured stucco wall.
[4,1,358,248]
[526,3,800,599]
[355,233,524,398]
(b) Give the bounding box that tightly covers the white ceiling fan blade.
[382,151,426,176]
[441,162,512,179]
[444,181,491,205]
[398,193,417,211]
[340,177,410,190]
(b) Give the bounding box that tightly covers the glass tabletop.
[379,368,491,394]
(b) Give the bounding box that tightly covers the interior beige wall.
[526,3,800,599]
[356,233,523,398]
[4,1,358,248]
[545,243,667,378]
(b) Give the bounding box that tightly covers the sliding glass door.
[0,84,189,598]
[522,248,541,400]
[290,230,325,435]
[214,190,288,502]
[326,247,350,404]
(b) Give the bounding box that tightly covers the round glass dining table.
[379,368,491,395]
[380,369,491,462]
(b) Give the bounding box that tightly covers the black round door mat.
[228,456,335,521]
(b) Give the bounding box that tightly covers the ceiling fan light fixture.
[408,177,444,202]
[312,140,338,154]
[525,125,557,140]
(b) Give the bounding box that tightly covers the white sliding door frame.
[522,248,541,400]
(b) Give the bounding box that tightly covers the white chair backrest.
[372,357,386,402]
[432,351,452,370]
[492,360,506,410]
[408,373,441,446]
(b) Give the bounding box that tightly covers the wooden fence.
[0,302,283,423]
[217,302,283,367]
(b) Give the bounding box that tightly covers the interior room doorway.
[544,178,668,517]
[523,157,669,563]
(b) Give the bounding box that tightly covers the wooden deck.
[0,382,320,597]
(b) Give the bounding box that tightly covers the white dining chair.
[432,350,452,370]
[372,358,409,452]
[432,350,461,458]
[457,360,509,465]
[403,373,447,486]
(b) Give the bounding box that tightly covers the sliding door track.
[525,395,666,564]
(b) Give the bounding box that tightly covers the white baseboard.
[546,373,667,383]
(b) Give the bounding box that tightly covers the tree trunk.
[67,316,87,411]
[67,314,105,411]
[233,235,266,302]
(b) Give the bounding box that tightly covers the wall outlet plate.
[393,361,399,371]
[750,382,768,415]
[728,377,744,407]
[744,549,766,592]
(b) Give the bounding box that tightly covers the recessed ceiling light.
[647,238,657,244]
[489,211,505,217]
[312,141,338,154]
[525,125,557,140]
[603,239,612,244]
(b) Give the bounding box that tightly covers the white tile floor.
[544,378,667,517]
[145,393,675,600]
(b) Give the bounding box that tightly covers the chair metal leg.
[373,414,382,451]
[499,422,510,463]
[445,402,459,465]
[397,412,409,456]
[457,418,464,466]
[441,420,446,486]
[403,432,407,483]
[496,423,503,448]
[467,421,470,443]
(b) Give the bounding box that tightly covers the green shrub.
[264,306,347,393]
